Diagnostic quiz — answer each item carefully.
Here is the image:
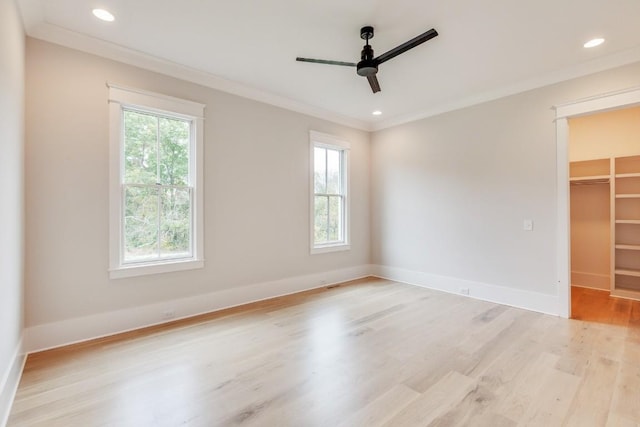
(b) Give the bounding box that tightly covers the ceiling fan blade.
[374,28,438,65]
[367,75,381,93]
[296,57,357,67]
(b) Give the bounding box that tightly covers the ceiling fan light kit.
[296,25,438,93]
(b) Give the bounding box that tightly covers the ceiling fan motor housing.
[357,44,378,76]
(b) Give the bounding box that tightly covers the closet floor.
[571,286,640,326]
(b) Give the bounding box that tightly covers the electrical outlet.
[162,309,176,320]
[460,288,470,295]
[523,219,534,231]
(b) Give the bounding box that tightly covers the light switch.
[523,219,533,231]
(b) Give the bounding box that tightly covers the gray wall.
[0,0,25,420]
[21,31,640,342]
[371,61,640,296]
[24,38,370,328]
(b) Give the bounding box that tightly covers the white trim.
[309,130,351,149]
[15,0,42,32]
[107,83,205,118]
[371,265,560,316]
[310,243,351,255]
[571,283,610,292]
[16,3,640,131]
[373,46,640,131]
[108,85,205,279]
[0,337,26,427]
[553,86,640,319]
[109,259,204,279]
[571,271,610,291]
[22,263,567,354]
[21,21,371,131]
[309,131,351,254]
[556,118,571,318]
[23,265,372,353]
[554,86,640,119]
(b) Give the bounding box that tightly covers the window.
[108,85,205,278]
[310,131,350,254]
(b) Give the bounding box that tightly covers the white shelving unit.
[570,155,640,300]
[613,155,640,299]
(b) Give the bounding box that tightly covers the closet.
[569,107,640,304]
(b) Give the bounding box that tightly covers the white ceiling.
[17,0,640,130]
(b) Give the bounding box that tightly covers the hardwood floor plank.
[516,368,581,426]
[609,360,640,423]
[606,412,640,427]
[336,384,420,427]
[563,356,619,426]
[490,352,559,422]
[382,371,476,427]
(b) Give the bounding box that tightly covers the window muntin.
[310,131,350,253]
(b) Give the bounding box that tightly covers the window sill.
[310,243,351,255]
[109,259,204,279]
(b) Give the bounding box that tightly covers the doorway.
[555,88,640,318]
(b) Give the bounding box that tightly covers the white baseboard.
[0,337,26,427]
[24,263,561,353]
[371,265,559,316]
[24,265,373,353]
[571,283,610,292]
[571,271,610,291]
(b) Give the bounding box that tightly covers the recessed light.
[92,8,115,22]
[583,38,604,48]
[372,110,382,116]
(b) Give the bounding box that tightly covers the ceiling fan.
[296,26,438,94]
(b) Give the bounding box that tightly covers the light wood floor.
[8,278,640,426]
[571,286,640,327]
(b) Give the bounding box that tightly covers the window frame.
[309,130,351,254]
[108,84,205,279]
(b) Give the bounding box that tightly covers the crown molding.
[18,0,640,133]
[24,21,372,132]
[372,45,640,131]
[16,0,42,32]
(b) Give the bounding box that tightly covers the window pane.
[314,147,326,193]
[124,186,159,262]
[314,195,328,243]
[160,188,191,257]
[328,195,343,242]
[124,110,158,185]
[159,117,190,186]
[326,149,341,194]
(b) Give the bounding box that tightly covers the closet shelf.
[612,288,640,301]
[569,175,610,184]
[616,172,640,178]
[616,194,640,198]
[616,220,640,224]
[570,174,610,181]
[615,244,640,251]
[615,268,640,278]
